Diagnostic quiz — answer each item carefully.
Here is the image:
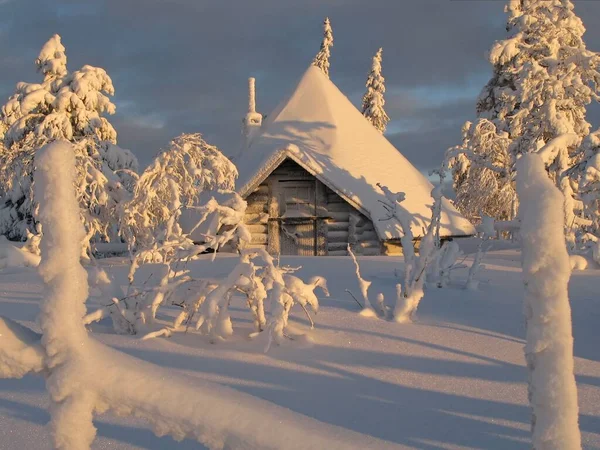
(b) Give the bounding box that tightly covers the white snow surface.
[1,243,599,449]
[235,65,475,239]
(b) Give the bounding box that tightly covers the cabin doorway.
[278,180,317,256]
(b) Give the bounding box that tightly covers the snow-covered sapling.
[377,182,442,323]
[346,244,378,317]
[465,215,494,290]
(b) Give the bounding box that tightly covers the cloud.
[1,0,599,169]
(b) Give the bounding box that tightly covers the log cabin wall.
[242,159,383,256]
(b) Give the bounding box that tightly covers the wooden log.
[251,233,269,245]
[327,230,350,241]
[328,250,349,256]
[356,231,378,241]
[326,221,350,232]
[247,224,268,234]
[246,202,268,214]
[327,202,353,213]
[327,211,350,221]
[244,213,268,225]
[327,242,348,251]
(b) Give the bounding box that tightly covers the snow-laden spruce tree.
[312,17,333,78]
[450,0,600,221]
[361,48,390,134]
[517,153,581,449]
[0,34,138,244]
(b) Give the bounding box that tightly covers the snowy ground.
[0,243,599,449]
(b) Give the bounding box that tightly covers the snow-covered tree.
[578,129,600,238]
[312,17,333,78]
[0,34,138,245]
[450,0,600,221]
[361,48,390,134]
[119,133,239,251]
[447,119,516,221]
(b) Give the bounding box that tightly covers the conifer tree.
[0,35,138,244]
[312,17,333,78]
[449,0,600,221]
[361,48,390,134]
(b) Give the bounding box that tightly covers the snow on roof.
[235,65,475,239]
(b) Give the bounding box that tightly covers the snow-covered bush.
[346,244,378,317]
[447,119,515,221]
[312,17,333,77]
[91,133,329,344]
[0,233,41,269]
[362,48,390,134]
[516,152,581,449]
[119,133,238,251]
[377,183,443,323]
[0,34,138,246]
[465,215,494,290]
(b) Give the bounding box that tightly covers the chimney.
[243,77,262,147]
[248,77,256,113]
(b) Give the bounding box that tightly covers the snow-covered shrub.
[465,215,494,290]
[90,133,328,344]
[447,119,516,222]
[516,152,581,449]
[119,133,238,251]
[0,233,41,270]
[361,48,390,134]
[346,244,378,317]
[312,17,333,77]
[0,35,137,246]
[377,183,443,323]
[97,132,255,335]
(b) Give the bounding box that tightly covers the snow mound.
[0,237,41,269]
[570,254,589,271]
[0,316,44,378]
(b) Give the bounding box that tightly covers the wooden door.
[279,180,316,255]
[280,221,316,256]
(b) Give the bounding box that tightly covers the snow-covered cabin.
[235,65,475,256]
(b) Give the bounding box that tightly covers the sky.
[1,0,600,172]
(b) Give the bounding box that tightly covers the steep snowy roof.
[235,65,475,239]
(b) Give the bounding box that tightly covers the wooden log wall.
[242,159,383,256]
[323,185,381,256]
